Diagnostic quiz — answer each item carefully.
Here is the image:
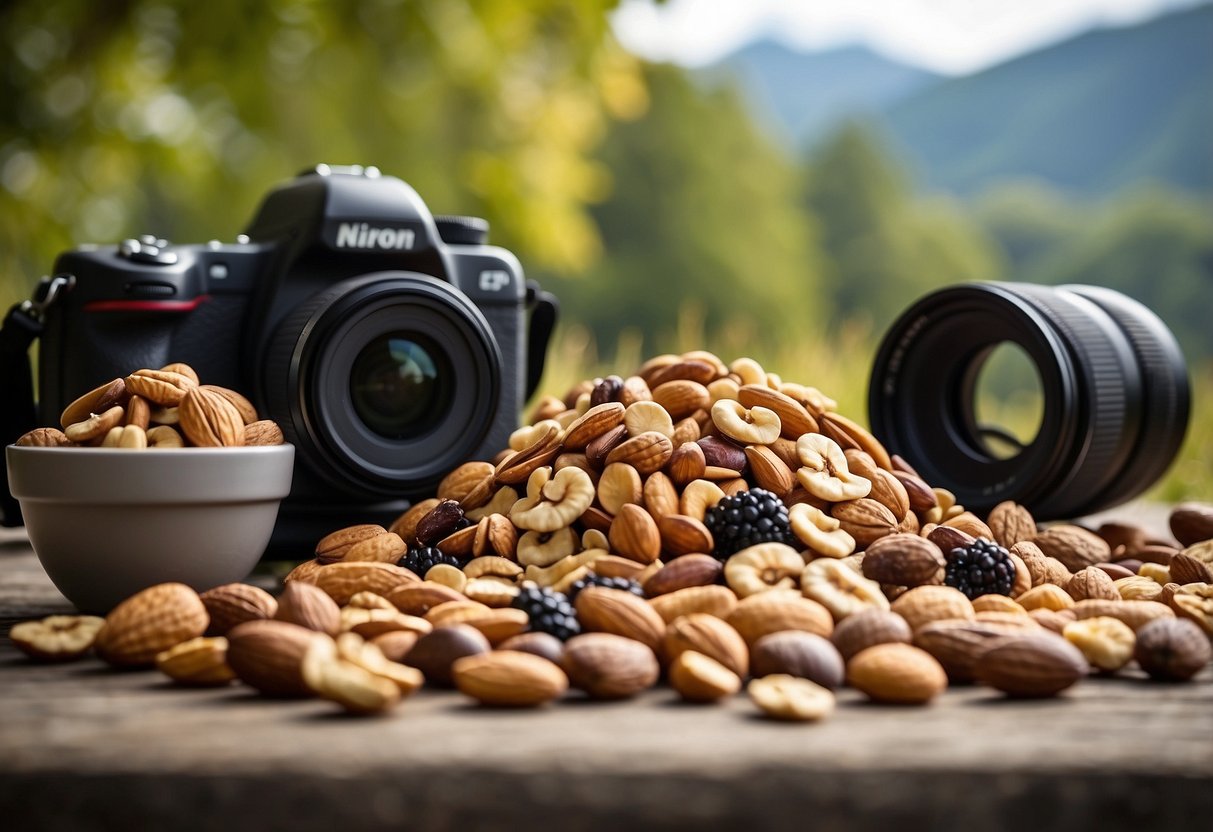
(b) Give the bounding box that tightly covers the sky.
[611,0,1205,74]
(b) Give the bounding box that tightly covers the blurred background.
[1,0,1209,501]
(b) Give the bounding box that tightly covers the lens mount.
[868,282,1189,519]
[264,272,502,498]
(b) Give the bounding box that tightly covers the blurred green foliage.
[1,0,1209,501]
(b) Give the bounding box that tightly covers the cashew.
[624,400,675,439]
[711,400,781,446]
[800,558,889,620]
[779,383,837,416]
[796,434,872,502]
[707,377,741,405]
[789,503,856,559]
[510,466,595,532]
[466,485,519,521]
[524,549,607,587]
[101,424,148,449]
[729,357,766,386]
[64,406,125,443]
[582,528,609,551]
[724,543,806,598]
[517,526,579,568]
[680,479,726,522]
[146,425,184,448]
[509,419,563,451]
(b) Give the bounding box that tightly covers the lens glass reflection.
[350,334,450,439]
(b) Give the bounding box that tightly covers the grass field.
[535,318,1211,508]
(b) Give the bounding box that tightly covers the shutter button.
[119,235,179,265]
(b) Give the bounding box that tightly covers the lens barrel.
[868,282,1189,519]
[264,272,502,498]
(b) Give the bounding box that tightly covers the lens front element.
[350,334,451,440]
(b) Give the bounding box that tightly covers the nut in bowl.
[6,443,294,613]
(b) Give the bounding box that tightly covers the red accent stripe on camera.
[83,295,212,313]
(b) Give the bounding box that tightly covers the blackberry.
[566,574,645,602]
[398,546,462,577]
[944,538,1017,599]
[703,488,792,560]
[511,584,581,641]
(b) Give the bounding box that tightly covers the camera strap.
[0,274,72,526]
[525,280,559,400]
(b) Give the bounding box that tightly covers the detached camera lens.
[868,282,1189,519]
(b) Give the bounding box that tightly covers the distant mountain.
[880,3,1213,196]
[697,41,939,146]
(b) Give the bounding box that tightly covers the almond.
[725,590,833,646]
[831,498,898,549]
[643,553,722,596]
[1033,525,1111,572]
[1169,503,1213,548]
[974,633,1088,697]
[744,444,796,497]
[314,561,418,605]
[605,430,674,476]
[609,503,662,564]
[406,625,491,686]
[124,368,195,407]
[649,585,738,623]
[662,613,749,677]
[95,582,209,667]
[666,442,707,486]
[751,631,844,689]
[174,386,241,446]
[561,632,660,699]
[846,643,947,704]
[657,514,715,557]
[575,586,666,651]
[562,403,626,451]
[912,619,1025,683]
[652,379,711,420]
[275,581,342,635]
[60,378,128,428]
[200,583,278,635]
[889,585,975,632]
[316,524,388,562]
[226,619,329,696]
[829,608,913,662]
[453,650,568,707]
[383,581,465,616]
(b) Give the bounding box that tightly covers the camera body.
[38,165,554,550]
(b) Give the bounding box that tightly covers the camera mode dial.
[119,235,178,266]
[433,215,489,246]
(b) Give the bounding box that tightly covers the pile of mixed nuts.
[10,352,1213,720]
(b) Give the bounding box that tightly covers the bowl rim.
[7,442,296,504]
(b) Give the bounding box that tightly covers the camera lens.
[868,282,1189,519]
[263,273,502,497]
[349,334,451,439]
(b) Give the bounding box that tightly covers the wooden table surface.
[2,514,1212,832]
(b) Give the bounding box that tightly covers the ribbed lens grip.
[1005,283,1137,517]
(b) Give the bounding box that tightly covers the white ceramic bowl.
[6,444,295,612]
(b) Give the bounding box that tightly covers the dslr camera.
[34,165,557,550]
